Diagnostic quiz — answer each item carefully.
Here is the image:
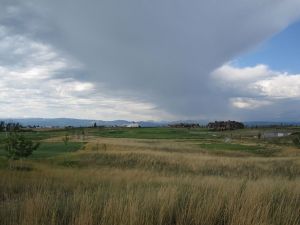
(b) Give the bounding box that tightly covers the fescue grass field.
[0,127,299,225]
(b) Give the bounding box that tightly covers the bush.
[4,132,40,160]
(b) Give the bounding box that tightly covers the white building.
[263,131,291,139]
[126,123,140,128]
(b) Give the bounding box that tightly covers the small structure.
[207,120,244,131]
[126,123,141,128]
[263,131,291,139]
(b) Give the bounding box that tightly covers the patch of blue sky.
[235,19,300,74]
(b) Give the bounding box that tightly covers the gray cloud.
[0,24,168,120]
[1,0,300,120]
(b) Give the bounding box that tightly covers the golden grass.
[0,138,300,225]
[68,140,300,179]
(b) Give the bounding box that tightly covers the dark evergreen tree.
[0,121,5,132]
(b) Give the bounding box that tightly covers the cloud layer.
[213,64,300,120]
[1,0,300,120]
[0,25,169,120]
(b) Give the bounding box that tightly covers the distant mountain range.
[244,121,300,127]
[0,118,299,128]
[0,118,168,127]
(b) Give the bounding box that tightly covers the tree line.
[0,121,22,132]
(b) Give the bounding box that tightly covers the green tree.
[6,123,21,132]
[62,134,70,145]
[5,132,40,161]
[258,132,262,139]
[292,135,300,147]
[0,121,5,132]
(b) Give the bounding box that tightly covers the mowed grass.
[0,127,299,225]
[0,130,67,142]
[199,143,263,151]
[197,143,279,156]
[90,127,218,139]
[0,142,84,159]
[30,142,84,159]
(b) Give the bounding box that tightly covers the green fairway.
[0,142,84,159]
[198,143,262,151]
[198,142,278,156]
[0,130,66,142]
[90,127,218,139]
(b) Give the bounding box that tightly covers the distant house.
[207,120,244,131]
[263,131,291,139]
[126,123,141,128]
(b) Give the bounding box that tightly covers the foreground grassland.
[0,127,300,225]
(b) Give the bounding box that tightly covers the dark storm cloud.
[1,0,300,120]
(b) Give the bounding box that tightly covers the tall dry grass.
[61,141,300,179]
[0,139,299,225]
[0,168,299,225]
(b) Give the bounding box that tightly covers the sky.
[1,0,300,121]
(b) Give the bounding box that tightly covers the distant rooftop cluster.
[207,120,244,131]
[168,123,200,128]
